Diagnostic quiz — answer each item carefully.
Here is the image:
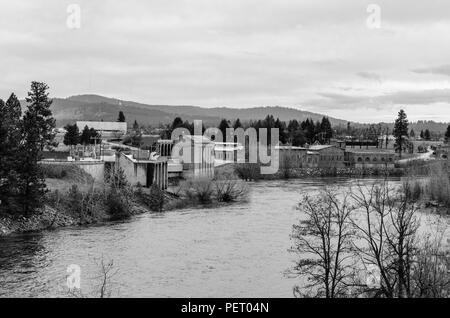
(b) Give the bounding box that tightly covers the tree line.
[63,124,101,148]
[0,82,56,215]
[159,115,334,146]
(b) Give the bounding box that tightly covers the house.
[345,149,396,169]
[76,121,127,139]
[308,145,345,168]
[276,146,320,168]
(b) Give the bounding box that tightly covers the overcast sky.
[1,0,450,123]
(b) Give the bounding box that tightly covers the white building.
[76,121,127,138]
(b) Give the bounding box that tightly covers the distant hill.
[25,94,350,128]
[19,94,449,133]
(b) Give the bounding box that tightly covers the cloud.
[2,0,450,123]
[412,65,450,76]
[357,72,382,82]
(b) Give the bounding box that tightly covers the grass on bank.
[403,160,450,209]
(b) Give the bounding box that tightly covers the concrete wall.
[39,161,105,182]
[117,153,168,189]
[118,154,147,186]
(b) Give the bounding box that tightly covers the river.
[0,177,402,298]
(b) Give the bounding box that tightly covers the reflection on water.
[0,177,401,297]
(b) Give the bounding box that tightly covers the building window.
[357,157,362,162]
[365,157,370,162]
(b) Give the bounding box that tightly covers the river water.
[0,178,402,298]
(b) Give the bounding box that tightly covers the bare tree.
[350,180,421,298]
[291,189,356,298]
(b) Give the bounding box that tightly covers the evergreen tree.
[424,129,431,141]
[218,119,230,141]
[171,117,184,131]
[233,118,242,129]
[133,120,139,131]
[117,111,126,122]
[80,125,91,145]
[420,130,424,139]
[17,82,56,214]
[0,94,23,211]
[445,124,450,142]
[393,109,409,158]
[89,128,101,144]
[409,129,415,139]
[320,117,333,142]
[63,124,80,148]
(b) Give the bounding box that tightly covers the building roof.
[182,135,213,144]
[276,146,308,150]
[345,149,395,155]
[76,121,127,133]
[308,145,335,151]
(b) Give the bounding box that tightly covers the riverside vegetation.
[290,170,450,298]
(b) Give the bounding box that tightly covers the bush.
[214,173,249,202]
[59,184,102,224]
[136,184,166,212]
[105,186,132,220]
[234,163,261,181]
[180,177,214,204]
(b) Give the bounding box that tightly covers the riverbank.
[0,172,249,236]
[224,163,405,180]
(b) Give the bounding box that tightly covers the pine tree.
[320,117,333,142]
[424,129,431,141]
[117,111,126,122]
[171,117,184,133]
[420,130,424,139]
[80,125,91,145]
[393,109,409,158]
[409,129,415,139]
[63,124,80,148]
[445,124,450,142]
[133,120,139,131]
[17,82,56,215]
[218,119,230,141]
[0,94,23,211]
[233,118,242,129]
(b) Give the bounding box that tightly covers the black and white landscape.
[0,0,449,301]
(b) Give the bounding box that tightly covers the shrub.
[62,184,102,223]
[214,173,249,202]
[181,177,214,204]
[234,163,261,181]
[136,184,166,212]
[105,186,132,220]
[105,167,128,189]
